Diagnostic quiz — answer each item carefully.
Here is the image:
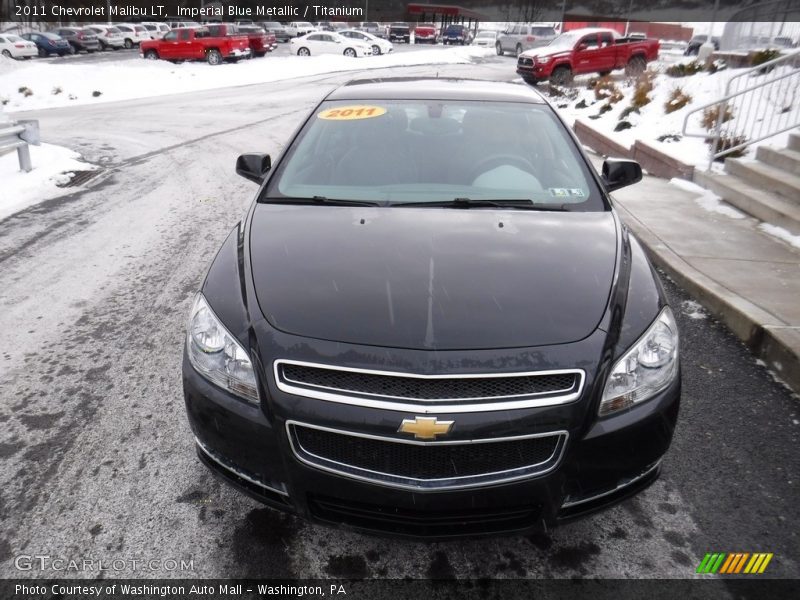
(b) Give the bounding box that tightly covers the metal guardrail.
[0,119,40,172]
[682,49,800,170]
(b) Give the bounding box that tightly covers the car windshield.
[547,32,581,48]
[476,31,496,39]
[264,99,603,211]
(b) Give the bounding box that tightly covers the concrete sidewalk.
[594,156,800,394]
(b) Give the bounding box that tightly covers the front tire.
[496,41,504,55]
[124,38,133,50]
[550,66,573,86]
[297,47,310,56]
[206,49,222,65]
[515,44,523,57]
[38,47,48,57]
[343,47,356,57]
[625,55,646,76]
[371,44,381,55]
[144,50,158,60]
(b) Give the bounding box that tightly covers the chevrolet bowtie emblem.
[398,416,454,440]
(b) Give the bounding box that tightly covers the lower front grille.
[309,494,542,537]
[288,422,567,491]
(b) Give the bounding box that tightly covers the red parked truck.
[413,23,437,44]
[238,25,277,56]
[139,27,250,65]
[516,27,659,85]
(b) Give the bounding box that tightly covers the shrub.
[1,98,8,106]
[665,87,692,113]
[666,60,703,78]
[700,104,734,130]
[18,86,33,96]
[575,99,589,109]
[619,106,640,120]
[52,86,62,95]
[751,48,780,67]
[92,90,102,97]
[630,69,657,109]
[597,103,613,115]
[706,59,727,74]
[657,134,682,143]
[707,134,748,159]
[614,120,633,132]
[593,76,624,104]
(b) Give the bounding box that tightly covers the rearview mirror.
[236,153,271,184]
[602,158,642,192]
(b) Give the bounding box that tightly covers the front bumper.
[182,350,680,538]
[228,48,251,58]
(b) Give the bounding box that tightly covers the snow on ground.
[0,47,493,112]
[553,60,795,168]
[758,223,800,250]
[669,177,745,219]
[0,143,97,221]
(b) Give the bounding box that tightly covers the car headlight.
[599,307,679,416]
[186,294,259,404]
[536,56,552,63]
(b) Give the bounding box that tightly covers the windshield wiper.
[395,198,570,211]
[262,196,381,207]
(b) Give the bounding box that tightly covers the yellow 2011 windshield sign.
[318,106,387,120]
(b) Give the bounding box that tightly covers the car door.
[573,33,601,74]
[322,34,340,53]
[594,31,617,72]
[159,30,179,58]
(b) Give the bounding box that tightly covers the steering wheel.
[471,154,537,178]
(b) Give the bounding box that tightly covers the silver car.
[496,23,557,56]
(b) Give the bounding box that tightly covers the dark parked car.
[259,21,290,42]
[387,22,410,43]
[442,24,469,45]
[684,34,720,55]
[182,78,681,538]
[21,31,72,57]
[50,27,100,53]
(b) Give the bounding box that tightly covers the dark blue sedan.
[21,32,72,57]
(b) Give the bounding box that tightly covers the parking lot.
[0,52,798,583]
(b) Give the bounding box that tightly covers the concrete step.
[757,146,800,176]
[725,158,800,201]
[693,170,800,236]
[789,132,800,152]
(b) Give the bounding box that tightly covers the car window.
[599,32,614,47]
[580,34,600,49]
[265,100,602,210]
[163,31,177,41]
[533,27,555,36]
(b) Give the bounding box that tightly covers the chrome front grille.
[274,360,584,413]
[518,57,534,66]
[287,421,568,491]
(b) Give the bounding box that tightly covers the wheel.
[515,44,523,57]
[206,49,222,65]
[38,47,48,57]
[471,154,537,178]
[495,41,504,56]
[1,49,10,58]
[124,38,133,49]
[599,70,611,76]
[625,56,646,77]
[144,50,158,60]
[255,51,266,57]
[550,66,573,86]
[522,77,539,86]
[297,47,310,56]
[371,44,381,55]
[343,47,356,57]
[87,49,95,54]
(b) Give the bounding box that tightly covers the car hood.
[521,46,570,59]
[249,205,618,350]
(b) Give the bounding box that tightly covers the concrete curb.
[615,202,800,395]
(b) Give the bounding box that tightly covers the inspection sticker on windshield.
[549,188,586,198]
[318,106,387,120]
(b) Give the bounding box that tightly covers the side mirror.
[602,159,642,192]
[236,153,271,184]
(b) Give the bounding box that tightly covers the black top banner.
[2,0,799,24]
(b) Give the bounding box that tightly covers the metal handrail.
[0,119,40,172]
[682,49,800,170]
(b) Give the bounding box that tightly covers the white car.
[141,22,171,39]
[115,23,151,48]
[0,34,37,59]
[471,30,499,47]
[339,29,393,55]
[290,32,372,57]
[88,25,125,50]
[285,22,317,37]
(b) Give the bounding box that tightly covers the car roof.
[328,78,546,104]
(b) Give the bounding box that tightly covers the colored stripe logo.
[697,553,773,574]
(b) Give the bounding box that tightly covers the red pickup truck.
[139,27,250,65]
[516,28,659,85]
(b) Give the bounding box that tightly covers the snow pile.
[0,143,97,221]
[553,63,795,168]
[669,177,745,219]
[0,46,493,112]
[758,223,800,250]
